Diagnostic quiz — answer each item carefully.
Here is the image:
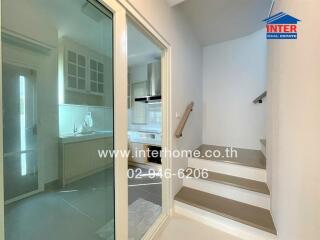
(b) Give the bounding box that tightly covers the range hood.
[135,61,161,103]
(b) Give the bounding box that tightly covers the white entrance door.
[2,63,38,202]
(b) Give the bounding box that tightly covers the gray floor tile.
[5,170,115,240]
[5,166,162,240]
[5,192,101,240]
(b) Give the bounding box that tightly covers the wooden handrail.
[175,102,194,138]
[253,91,267,104]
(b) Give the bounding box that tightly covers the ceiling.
[127,20,162,66]
[17,0,160,65]
[34,0,161,63]
[174,0,272,46]
[31,0,113,56]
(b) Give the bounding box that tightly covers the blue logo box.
[266,33,297,39]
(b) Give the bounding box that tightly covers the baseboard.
[141,213,169,240]
[45,179,62,191]
[63,163,113,186]
[260,141,266,158]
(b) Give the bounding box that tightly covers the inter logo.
[263,12,301,40]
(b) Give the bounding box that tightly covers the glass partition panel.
[2,0,114,239]
[127,19,163,239]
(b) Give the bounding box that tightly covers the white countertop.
[129,137,162,146]
[128,130,162,146]
[60,130,161,145]
[60,130,113,144]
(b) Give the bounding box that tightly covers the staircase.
[174,144,277,240]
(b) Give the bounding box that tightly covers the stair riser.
[174,200,277,240]
[188,157,267,182]
[183,177,270,209]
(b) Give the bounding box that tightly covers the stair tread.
[186,168,270,195]
[193,145,266,169]
[175,187,276,235]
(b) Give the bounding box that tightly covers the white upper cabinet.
[66,50,87,92]
[61,37,107,97]
[89,58,104,95]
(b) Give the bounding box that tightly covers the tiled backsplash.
[129,103,161,133]
[59,104,113,136]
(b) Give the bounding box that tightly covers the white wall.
[202,29,267,150]
[126,0,203,197]
[267,0,320,239]
[2,0,60,185]
[2,0,57,47]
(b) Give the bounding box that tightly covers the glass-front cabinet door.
[1,0,115,239]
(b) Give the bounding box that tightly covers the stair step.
[193,145,266,169]
[175,187,277,235]
[186,168,269,195]
[183,177,270,209]
[188,157,267,182]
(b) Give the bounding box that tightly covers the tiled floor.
[128,165,162,238]
[156,214,242,240]
[5,168,114,240]
[128,166,162,206]
[5,165,162,240]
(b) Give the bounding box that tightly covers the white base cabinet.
[60,137,113,186]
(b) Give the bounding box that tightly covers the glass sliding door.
[2,0,115,239]
[127,19,164,239]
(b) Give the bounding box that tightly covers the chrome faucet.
[73,123,78,134]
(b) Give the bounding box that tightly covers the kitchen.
[128,60,162,168]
